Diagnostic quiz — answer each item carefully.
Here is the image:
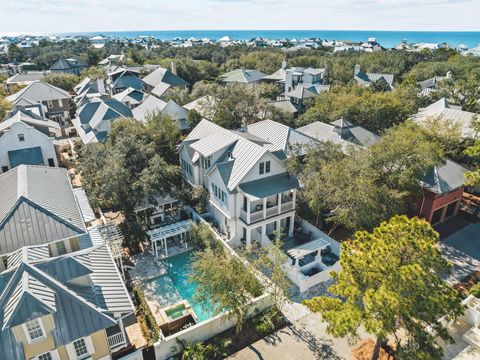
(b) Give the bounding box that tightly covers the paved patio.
[439,223,480,285]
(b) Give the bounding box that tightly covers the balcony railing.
[108,332,126,350]
[266,205,279,217]
[250,210,264,223]
[281,201,294,212]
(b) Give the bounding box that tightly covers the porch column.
[276,219,281,234]
[164,238,168,257]
[119,317,126,344]
[261,224,267,246]
[315,249,322,263]
[277,194,281,214]
[246,227,252,247]
[440,205,448,223]
[288,215,294,237]
[263,197,267,219]
[247,199,251,224]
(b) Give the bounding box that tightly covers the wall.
[416,188,464,222]
[57,330,111,360]
[154,294,272,360]
[240,153,286,184]
[12,314,56,360]
[0,122,57,170]
[42,98,71,122]
[299,219,340,256]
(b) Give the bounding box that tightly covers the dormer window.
[259,161,271,175]
[202,156,211,169]
[23,318,45,343]
[18,133,25,141]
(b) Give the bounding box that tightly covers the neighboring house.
[10,98,48,118]
[411,97,479,139]
[89,35,108,49]
[0,121,58,172]
[220,69,266,87]
[106,68,143,96]
[296,119,379,151]
[263,60,328,110]
[0,165,87,255]
[142,64,189,97]
[98,54,124,66]
[353,64,394,90]
[132,96,189,131]
[73,78,107,107]
[5,72,46,92]
[178,119,303,246]
[0,240,134,360]
[112,87,145,108]
[418,71,452,97]
[183,95,218,120]
[50,58,87,75]
[1,107,60,136]
[6,82,73,125]
[72,97,133,144]
[134,194,180,228]
[417,159,468,225]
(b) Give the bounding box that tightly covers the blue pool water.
[149,251,215,323]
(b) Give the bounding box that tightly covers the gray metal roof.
[0,166,87,256]
[421,159,468,194]
[1,108,60,134]
[73,188,96,223]
[142,67,189,88]
[222,69,266,84]
[355,70,394,88]
[239,173,300,201]
[6,81,71,103]
[6,73,45,85]
[132,95,167,122]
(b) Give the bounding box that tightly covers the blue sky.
[0,0,478,34]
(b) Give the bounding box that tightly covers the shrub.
[470,283,480,298]
[133,286,160,343]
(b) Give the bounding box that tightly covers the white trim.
[85,335,95,355]
[22,318,47,344]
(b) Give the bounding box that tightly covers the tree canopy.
[304,215,463,360]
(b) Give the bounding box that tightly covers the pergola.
[147,220,192,258]
[287,238,330,267]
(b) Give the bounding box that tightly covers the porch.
[106,318,129,352]
[147,220,193,258]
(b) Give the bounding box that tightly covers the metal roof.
[190,133,238,157]
[239,173,299,201]
[0,166,87,256]
[222,69,266,84]
[132,95,167,122]
[421,159,468,194]
[6,81,71,103]
[0,108,60,134]
[142,67,189,88]
[73,188,96,224]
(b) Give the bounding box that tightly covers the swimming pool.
[148,251,215,323]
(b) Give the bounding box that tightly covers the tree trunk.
[371,335,383,360]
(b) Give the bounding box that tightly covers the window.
[202,156,211,169]
[265,161,271,173]
[47,158,55,167]
[24,319,44,342]
[243,196,247,211]
[73,338,88,357]
[56,241,66,255]
[47,100,54,109]
[38,352,52,360]
[18,133,25,141]
[259,162,265,175]
[58,99,63,107]
[2,166,8,173]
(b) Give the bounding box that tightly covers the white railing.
[250,211,264,223]
[265,205,279,218]
[281,201,294,212]
[108,332,126,349]
[240,208,248,222]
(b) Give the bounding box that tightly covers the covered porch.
[147,220,192,258]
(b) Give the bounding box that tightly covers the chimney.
[446,71,452,79]
[354,64,361,76]
[171,61,177,75]
[285,69,293,93]
[282,58,288,70]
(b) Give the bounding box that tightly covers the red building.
[416,159,468,224]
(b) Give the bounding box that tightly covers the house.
[179,119,305,245]
[220,69,266,87]
[134,194,181,228]
[106,68,143,96]
[132,96,189,131]
[6,82,73,125]
[98,54,124,66]
[89,35,108,49]
[1,107,60,136]
[263,60,328,110]
[0,165,87,255]
[411,98,479,139]
[73,77,107,107]
[112,87,145,109]
[5,72,46,92]
[0,240,134,360]
[0,114,59,172]
[72,97,133,144]
[296,119,379,150]
[418,71,452,97]
[50,58,87,75]
[142,64,189,97]
[417,159,468,225]
[183,95,218,120]
[353,64,394,90]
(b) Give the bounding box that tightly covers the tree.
[303,216,463,360]
[81,66,107,80]
[191,249,263,333]
[43,73,79,92]
[76,118,180,247]
[288,122,443,232]
[0,97,12,119]
[464,117,480,186]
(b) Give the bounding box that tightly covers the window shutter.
[85,335,95,355]
[65,343,76,359]
[50,349,61,360]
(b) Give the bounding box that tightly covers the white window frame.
[66,336,95,359]
[22,318,46,344]
[35,349,60,360]
[58,99,63,107]
[46,100,54,109]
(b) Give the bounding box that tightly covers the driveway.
[439,223,480,284]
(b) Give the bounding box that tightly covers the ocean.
[62,30,480,49]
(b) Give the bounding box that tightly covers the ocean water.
[63,30,480,48]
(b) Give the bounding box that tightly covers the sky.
[0,0,479,34]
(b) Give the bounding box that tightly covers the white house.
[179,119,311,247]
[0,121,58,173]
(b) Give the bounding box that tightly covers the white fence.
[154,293,273,360]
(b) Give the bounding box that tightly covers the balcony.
[108,331,126,350]
[240,197,294,225]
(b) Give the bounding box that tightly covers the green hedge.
[133,285,160,343]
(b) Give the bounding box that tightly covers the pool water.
[149,251,215,322]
